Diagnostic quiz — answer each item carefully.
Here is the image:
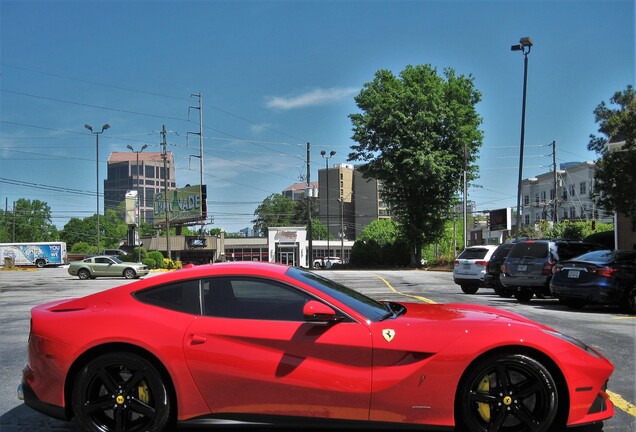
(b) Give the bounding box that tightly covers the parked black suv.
[500,239,603,302]
[483,242,516,297]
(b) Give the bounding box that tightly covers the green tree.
[358,219,400,246]
[587,85,636,223]
[311,219,331,240]
[349,64,483,265]
[252,194,301,236]
[6,199,58,242]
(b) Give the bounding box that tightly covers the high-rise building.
[104,152,176,223]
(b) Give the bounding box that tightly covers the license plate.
[567,270,580,279]
[463,264,471,270]
[517,265,527,271]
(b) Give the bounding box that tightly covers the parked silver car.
[68,255,149,280]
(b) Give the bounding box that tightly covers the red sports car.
[19,262,614,432]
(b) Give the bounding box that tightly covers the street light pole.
[127,144,148,262]
[511,36,533,236]
[85,123,110,254]
[321,150,336,266]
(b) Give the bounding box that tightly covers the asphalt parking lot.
[0,267,633,432]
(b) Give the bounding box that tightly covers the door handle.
[189,334,207,345]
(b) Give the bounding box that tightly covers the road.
[0,267,633,431]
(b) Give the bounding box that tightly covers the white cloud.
[265,87,358,110]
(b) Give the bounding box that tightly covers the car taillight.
[475,260,488,266]
[453,260,459,266]
[542,260,555,275]
[591,267,618,278]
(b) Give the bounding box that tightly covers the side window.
[203,277,311,321]
[95,257,111,264]
[135,280,201,315]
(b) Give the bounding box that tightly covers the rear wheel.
[78,269,91,280]
[514,289,534,303]
[461,285,479,294]
[456,353,559,432]
[620,286,636,314]
[35,259,46,268]
[72,352,172,432]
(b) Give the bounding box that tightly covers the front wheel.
[35,259,46,268]
[72,352,172,432]
[461,284,479,294]
[456,353,560,432]
[124,268,136,279]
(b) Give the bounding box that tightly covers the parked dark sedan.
[550,250,636,313]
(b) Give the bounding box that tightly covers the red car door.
[182,276,373,420]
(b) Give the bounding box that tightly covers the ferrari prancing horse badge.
[382,329,395,342]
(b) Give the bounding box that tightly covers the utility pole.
[161,125,171,259]
[552,140,558,224]
[463,142,468,248]
[189,93,205,236]
[306,142,313,267]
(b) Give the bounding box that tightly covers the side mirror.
[303,300,341,325]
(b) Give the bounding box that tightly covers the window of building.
[534,194,540,204]
[569,184,576,197]
[579,181,587,195]
[523,195,530,205]
[145,165,155,178]
[524,215,530,225]
[540,191,546,202]
[570,206,576,219]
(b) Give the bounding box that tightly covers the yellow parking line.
[608,390,636,417]
[612,316,636,320]
[373,273,436,304]
[372,274,636,418]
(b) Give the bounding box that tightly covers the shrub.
[142,258,156,269]
[148,251,165,268]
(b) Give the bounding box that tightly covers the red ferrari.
[19,262,614,432]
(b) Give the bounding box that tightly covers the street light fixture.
[511,36,533,235]
[321,149,336,267]
[127,144,148,262]
[85,123,110,254]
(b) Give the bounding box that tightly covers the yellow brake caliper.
[477,375,491,422]
[138,381,150,405]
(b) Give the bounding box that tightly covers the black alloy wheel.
[456,353,559,432]
[72,352,172,432]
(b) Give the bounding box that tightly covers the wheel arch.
[63,342,177,422]
[454,345,569,429]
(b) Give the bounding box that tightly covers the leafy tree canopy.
[349,64,483,265]
[252,194,303,236]
[358,219,400,247]
[1,198,58,242]
[587,85,636,221]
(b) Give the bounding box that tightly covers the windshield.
[288,267,388,322]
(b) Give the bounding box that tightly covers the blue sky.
[1,0,634,233]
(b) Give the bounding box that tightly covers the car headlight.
[543,330,602,358]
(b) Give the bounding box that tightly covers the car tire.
[620,286,636,314]
[461,284,479,294]
[514,289,534,303]
[35,259,46,268]
[494,286,513,298]
[456,353,560,432]
[78,269,91,280]
[72,351,172,432]
[124,268,136,279]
